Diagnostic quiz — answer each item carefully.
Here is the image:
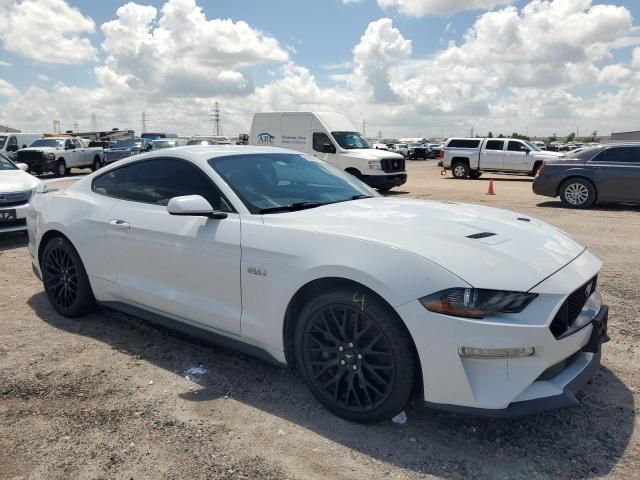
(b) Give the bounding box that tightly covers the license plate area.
[0,209,17,221]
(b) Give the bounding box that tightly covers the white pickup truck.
[441,138,564,179]
[16,137,105,177]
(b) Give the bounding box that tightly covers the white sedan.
[0,154,40,233]
[27,146,609,422]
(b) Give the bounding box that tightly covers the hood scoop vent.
[467,232,497,240]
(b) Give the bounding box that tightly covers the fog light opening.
[459,347,535,359]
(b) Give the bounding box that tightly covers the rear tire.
[41,236,96,317]
[452,161,469,179]
[91,156,101,172]
[560,178,596,209]
[294,288,417,423]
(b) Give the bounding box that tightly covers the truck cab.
[250,112,407,191]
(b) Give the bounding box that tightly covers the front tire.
[560,178,596,209]
[54,159,68,177]
[294,288,417,423]
[42,236,96,317]
[451,161,469,179]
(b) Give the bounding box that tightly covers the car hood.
[0,169,41,193]
[341,149,404,160]
[264,197,585,292]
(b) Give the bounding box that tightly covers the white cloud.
[633,47,640,69]
[598,64,632,85]
[100,0,289,97]
[0,78,18,97]
[0,0,96,64]
[37,74,49,82]
[377,0,513,16]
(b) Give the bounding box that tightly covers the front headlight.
[419,288,538,319]
[367,160,382,170]
[45,152,56,160]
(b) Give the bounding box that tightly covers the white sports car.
[27,146,609,422]
[0,153,40,233]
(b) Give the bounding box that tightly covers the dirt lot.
[2,162,640,479]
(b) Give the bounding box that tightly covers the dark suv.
[533,144,640,208]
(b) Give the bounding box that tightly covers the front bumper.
[397,249,607,416]
[361,173,407,189]
[0,202,29,233]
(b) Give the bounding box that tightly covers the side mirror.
[17,163,28,171]
[322,142,335,154]
[167,195,227,219]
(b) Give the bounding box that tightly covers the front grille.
[0,218,26,229]
[16,150,44,164]
[0,190,31,206]
[549,276,598,338]
[381,158,405,173]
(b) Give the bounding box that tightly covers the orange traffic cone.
[440,170,446,176]
[486,179,496,195]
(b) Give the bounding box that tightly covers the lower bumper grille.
[550,276,598,338]
[0,218,26,229]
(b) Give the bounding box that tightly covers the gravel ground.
[1,162,639,479]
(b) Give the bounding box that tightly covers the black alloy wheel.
[42,237,95,317]
[295,289,417,423]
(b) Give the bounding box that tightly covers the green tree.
[487,131,494,138]
[567,132,576,142]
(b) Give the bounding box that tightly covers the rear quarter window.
[447,139,481,149]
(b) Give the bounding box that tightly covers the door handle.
[109,219,130,229]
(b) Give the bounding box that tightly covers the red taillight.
[438,150,444,158]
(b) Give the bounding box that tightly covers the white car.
[17,137,105,176]
[27,146,609,422]
[0,154,40,233]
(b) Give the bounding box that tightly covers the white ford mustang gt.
[27,146,609,422]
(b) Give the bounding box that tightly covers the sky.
[0,0,639,139]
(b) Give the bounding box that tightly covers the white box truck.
[249,112,407,191]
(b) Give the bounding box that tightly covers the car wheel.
[54,159,67,177]
[560,178,596,209]
[91,156,101,172]
[294,288,417,423]
[452,161,469,179]
[42,236,96,317]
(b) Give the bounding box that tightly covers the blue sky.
[1,0,639,137]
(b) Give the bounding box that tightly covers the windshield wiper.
[258,201,324,214]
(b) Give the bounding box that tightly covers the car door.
[504,141,531,172]
[589,146,640,202]
[96,157,242,335]
[480,140,505,170]
[73,139,87,165]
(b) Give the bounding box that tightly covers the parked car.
[407,143,429,160]
[0,133,42,160]
[141,132,178,140]
[0,153,40,233]
[250,112,406,191]
[187,139,217,146]
[28,146,608,421]
[533,144,640,208]
[388,143,408,157]
[104,138,152,164]
[371,143,389,151]
[531,141,547,150]
[441,138,564,179]
[17,137,105,176]
[189,136,232,145]
[151,138,188,150]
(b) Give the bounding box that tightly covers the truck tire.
[54,159,68,178]
[92,156,101,172]
[452,161,470,179]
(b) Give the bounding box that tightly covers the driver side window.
[508,141,527,152]
[313,132,334,153]
[92,158,232,211]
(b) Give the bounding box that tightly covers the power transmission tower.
[362,120,367,136]
[141,111,148,134]
[52,120,61,134]
[73,121,79,133]
[91,112,97,131]
[377,130,383,140]
[212,102,221,136]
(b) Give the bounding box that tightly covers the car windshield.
[331,131,371,150]
[0,153,16,170]
[112,139,141,149]
[0,136,7,149]
[524,141,541,151]
[31,139,63,148]
[208,153,377,214]
[153,141,174,149]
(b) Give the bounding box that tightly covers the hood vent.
[467,232,497,240]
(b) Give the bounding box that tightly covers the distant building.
[0,125,20,133]
[399,137,427,144]
[609,130,640,141]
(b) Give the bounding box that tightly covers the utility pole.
[377,130,383,141]
[212,102,221,136]
[469,127,475,138]
[90,112,97,131]
[141,111,148,134]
